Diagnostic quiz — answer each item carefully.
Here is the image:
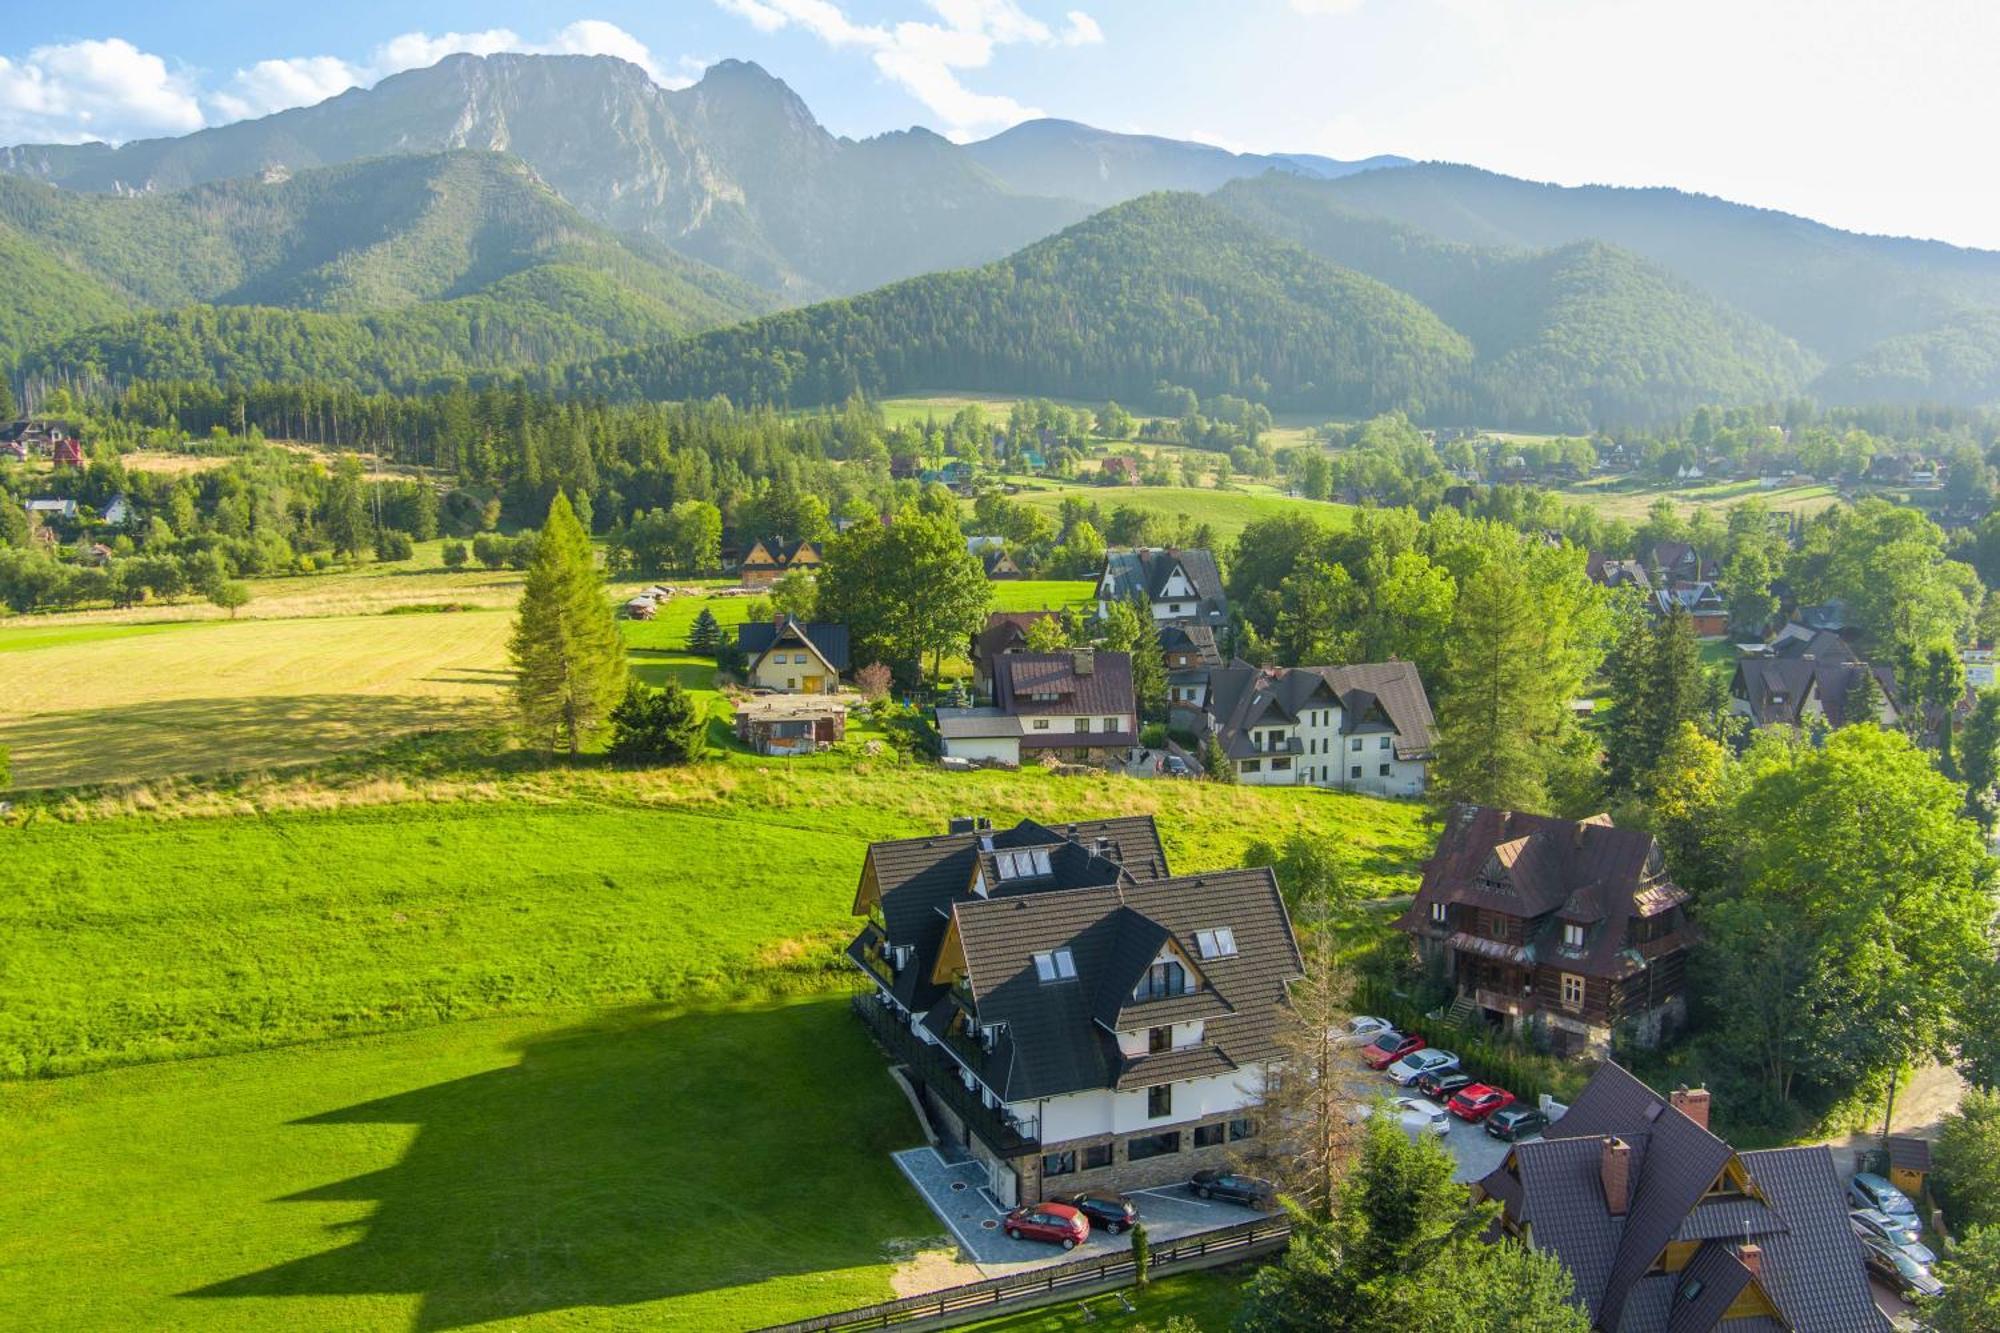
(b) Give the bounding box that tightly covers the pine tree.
[687,607,724,656]
[1434,561,1553,812]
[509,493,627,755]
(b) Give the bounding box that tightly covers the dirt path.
[1818,1062,1968,1167]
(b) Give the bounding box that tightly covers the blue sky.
[3,0,1996,248]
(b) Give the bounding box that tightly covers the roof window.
[1193,928,1237,959]
[996,848,1054,880]
[1032,947,1077,982]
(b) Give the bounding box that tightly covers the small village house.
[970,610,1056,699]
[1096,547,1228,628]
[1731,630,1900,732]
[1395,806,1694,1057]
[937,649,1136,767]
[735,615,850,693]
[1161,624,1224,708]
[847,815,1302,1207]
[735,697,848,756]
[737,537,823,587]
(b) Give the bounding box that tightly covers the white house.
[847,815,1300,1206]
[937,650,1136,767]
[1179,662,1436,797]
[734,616,850,694]
[1097,548,1228,627]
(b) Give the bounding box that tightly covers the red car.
[1447,1083,1517,1122]
[1004,1201,1090,1249]
[1361,1031,1426,1071]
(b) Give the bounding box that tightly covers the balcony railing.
[851,994,1040,1152]
[1473,987,1532,1017]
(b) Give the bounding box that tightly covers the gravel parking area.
[892,1147,1263,1275]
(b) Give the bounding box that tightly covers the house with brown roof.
[847,814,1303,1207]
[738,537,823,587]
[937,650,1136,767]
[1161,625,1224,707]
[1478,1062,1888,1331]
[970,611,1056,698]
[1585,552,1652,593]
[1180,662,1436,796]
[1394,807,1694,1057]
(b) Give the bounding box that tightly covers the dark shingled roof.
[736,616,851,671]
[1098,548,1228,625]
[938,867,1301,1101]
[854,816,1166,1012]
[1395,807,1689,982]
[1482,1063,1887,1333]
[972,611,1054,664]
[1199,662,1436,760]
[1732,654,1899,729]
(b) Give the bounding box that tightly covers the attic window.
[1193,928,1237,959]
[1563,923,1585,949]
[1033,948,1078,983]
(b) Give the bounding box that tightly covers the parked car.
[1189,1170,1277,1208]
[1065,1193,1137,1235]
[1447,1083,1517,1122]
[1384,1048,1459,1087]
[1417,1070,1475,1103]
[1335,1015,1394,1047]
[1362,1031,1426,1070]
[1003,1202,1090,1249]
[1847,1173,1922,1242]
[1851,1209,1934,1264]
[1485,1106,1550,1142]
[1163,754,1192,778]
[1857,1232,1944,1301]
[1389,1096,1451,1138]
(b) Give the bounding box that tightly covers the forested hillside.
[566,192,1476,415]
[1214,175,1819,428]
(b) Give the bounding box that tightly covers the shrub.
[608,682,709,765]
[506,534,538,570]
[1935,1089,2000,1233]
[441,540,468,569]
[1131,1222,1150,1285]
[856,662,893,701]
[472,534,507,569]
[375,530,414,562]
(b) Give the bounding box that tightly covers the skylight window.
[1032,947,1078,982]
[995,848,1054,880]
[1193,928,1237,959]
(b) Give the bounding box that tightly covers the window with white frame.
[1563,922,1585,948]
[1430,902,1447,924]
[1193,928,1237,959]
[1033,947,1078,982]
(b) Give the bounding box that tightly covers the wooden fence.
[755,1213,1291,1332]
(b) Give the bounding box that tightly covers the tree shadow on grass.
[185,1000,927,1331]
[0,694,504,789]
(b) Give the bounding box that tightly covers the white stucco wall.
[1017,1067,1267,1144]
[940,735,1022,764]
[749,648,833,692]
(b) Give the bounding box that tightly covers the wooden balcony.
[1474,987,1532,1017]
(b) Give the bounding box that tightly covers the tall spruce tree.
[1604,600,1707,795]
[686,606,724,656]
[509,492,627,755]
[1433,560,1555,812]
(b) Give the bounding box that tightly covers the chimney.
[1735,1243,1761,1279]
[1671,1085,1711,1131]
[948,816,975,834]
[1072,648,1095,676]
[1600,1137,1632,1216]
[773,612,787,628]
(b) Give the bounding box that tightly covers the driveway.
[1340,1071,1526,1183]
[892,1146,1262,1275]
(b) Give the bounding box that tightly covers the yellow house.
[737,616,850,694]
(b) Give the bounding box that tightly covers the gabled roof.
[849,816,1168,1013]
[1098,548,1228,623]
[1395,807,1686,981]
[736,616,851,672]
[973,611,1055,664]
[1158,623,1222,665]
[1731,656,1897,729]
[1482,1063,1886,1333]
[741,538,823,570]
[1200,662,1437,760]
[943,866,1302,1100]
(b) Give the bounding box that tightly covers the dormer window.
[1193,928,1237,959]
[1430,902,1447,925]
[1563,923,1585,949]
[1033,948,1077,983]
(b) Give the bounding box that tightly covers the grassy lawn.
[964,1268,1252,1331]
[1552,479,1840,523]
[0,760,1428,1078]
[1005,484,1351,544]
[0,997,943,1332]
[0,611,514,788]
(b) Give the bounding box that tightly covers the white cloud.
[713,0,1102,137]
[0,20,686,144]
[0,38,205,145]
[1060,11,1105,45]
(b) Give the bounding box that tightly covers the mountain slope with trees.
[568,191,1477,415]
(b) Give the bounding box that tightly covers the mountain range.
[5,51,2000,420]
